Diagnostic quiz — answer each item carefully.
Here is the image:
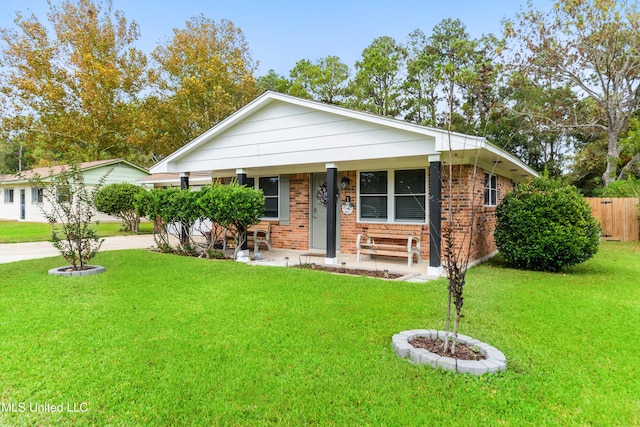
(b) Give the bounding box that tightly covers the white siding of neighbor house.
[175,100,437,173]
[0,187,19,220]
[0,162,149,222]
[82,163,150,185]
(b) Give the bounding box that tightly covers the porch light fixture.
[340,177,350,190]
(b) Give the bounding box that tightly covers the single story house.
[0,158,150,222]
[150,91,538,275]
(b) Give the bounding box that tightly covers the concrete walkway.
[0,235,155,264]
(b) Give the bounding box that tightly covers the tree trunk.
[603,128,621,187]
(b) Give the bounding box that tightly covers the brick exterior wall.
[266,167,516,265]
[270,173,310,250]
[440,165,515,264]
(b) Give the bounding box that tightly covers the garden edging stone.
[392,329,507,376]
[48,265,106,277]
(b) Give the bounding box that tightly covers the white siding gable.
[175,100,436,173]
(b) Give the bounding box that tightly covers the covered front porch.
[150,91,537,275]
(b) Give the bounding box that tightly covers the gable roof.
[150,91,538,181]
[0,159,149,184]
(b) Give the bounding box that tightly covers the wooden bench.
[224,221,272,253]
[356,230,421,267]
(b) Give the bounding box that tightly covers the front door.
[311,174,327,249]
[311,173,340,250]
[20,189,25,220]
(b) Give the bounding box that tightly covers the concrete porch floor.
[242,247,441,283]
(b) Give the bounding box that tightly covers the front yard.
[0,220,153,243]
[0,242,638,426]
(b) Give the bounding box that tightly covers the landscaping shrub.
[494,176,601,272]
[94,183,146,232]
[198,182,264,256]
[135,188,202,250]
[593,176,640,198]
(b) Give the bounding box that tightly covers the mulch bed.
[409,336,486,361]
[293,264,403,279]
[57,265,98,272]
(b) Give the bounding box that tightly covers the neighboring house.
[150,91,538,275]
[0,159,150,222]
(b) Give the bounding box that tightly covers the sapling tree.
[431,17,491,355]
[440,165,485,355]
[30,163,108,270]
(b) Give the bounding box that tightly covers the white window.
[484,173,498,206]
[358,169,427,223]
[31,188,43,204]
[359,171,388,220]
[4,188,14,203]
[247,176,279,219]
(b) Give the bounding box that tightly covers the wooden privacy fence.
[586,198,640,242]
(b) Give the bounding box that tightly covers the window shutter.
[279,174,290,225]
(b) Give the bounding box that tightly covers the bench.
[224,221,272,253]
[356,230,421,267]
[248,221,272,253]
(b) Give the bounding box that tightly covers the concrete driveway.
[0,235,155,264]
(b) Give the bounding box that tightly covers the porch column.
[428,155,443,277]
[180,172,190,190]
[235,169,249,255]
[325,163,338,265]
[236,168,247,186]
[180,172,190,244]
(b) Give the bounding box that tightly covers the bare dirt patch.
[293,263,404,279]
[410,336,486,361]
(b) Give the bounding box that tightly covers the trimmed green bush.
[593,176,640,198]
[135,188,202,249]
[495,176,601,272]
[198,182,265,256]
[94,183,146,232]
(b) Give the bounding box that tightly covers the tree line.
[1,0,639,195]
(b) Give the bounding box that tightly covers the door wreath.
[316,183,328,207]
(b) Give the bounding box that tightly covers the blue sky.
[1,0,553,76]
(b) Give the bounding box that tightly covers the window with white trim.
[484,173,498,206]
[394,169,426,221]
[358,169,427,223]
[4,188,14,203]
[359,171,388,220]
[57,187,71,204]
[247,176,279,219]
[31,188,43,204]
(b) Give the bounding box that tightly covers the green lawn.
[0,221,153,243]
[0,242,638,426]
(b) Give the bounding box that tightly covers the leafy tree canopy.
[0,0,148,166]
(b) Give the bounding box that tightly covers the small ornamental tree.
[31,163,107,270]
[94,183,146,232]
[135,188,201,252]
[198,182,264,257]
[495,176,601,272]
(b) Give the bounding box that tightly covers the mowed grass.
[0,221,153,243]
[0,242,638,426]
